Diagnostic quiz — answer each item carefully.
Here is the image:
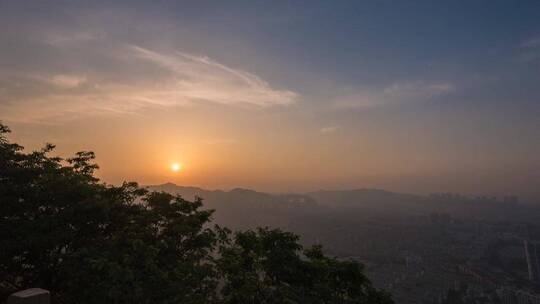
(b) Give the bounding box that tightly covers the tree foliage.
[0,123,392,304]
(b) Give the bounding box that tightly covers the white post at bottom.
[7,288,50,304]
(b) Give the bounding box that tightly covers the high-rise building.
[524,240,540,282]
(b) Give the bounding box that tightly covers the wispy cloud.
[49,74,87,88]
[320,126,341,134]
[522,36,540,48]
[45,31,103,47]
[333,81,454,109]
[131,46,298,107]
[0,44,298,123]
[518,36,540,63]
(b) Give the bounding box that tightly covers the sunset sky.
[1,1,539,198]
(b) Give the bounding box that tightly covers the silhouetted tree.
[0,123,392,304]
[217,228,392,304]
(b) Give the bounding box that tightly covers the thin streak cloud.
[0,45,298,123]
[49,75,87,88]
[333,81,454,109]
[131,46,298,107]
[320,126,341,134]
[518,35,540,63]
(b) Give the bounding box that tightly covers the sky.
[1,1,539,198]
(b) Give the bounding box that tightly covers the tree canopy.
[0,123,392,304]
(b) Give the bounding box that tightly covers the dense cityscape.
[153,184,540,304]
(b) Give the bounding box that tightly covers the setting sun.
[171,163,182,172]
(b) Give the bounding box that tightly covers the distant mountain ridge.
[148,183,414,201]
[146,183,540,228]
[146,183,319,229]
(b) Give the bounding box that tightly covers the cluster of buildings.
[342,216,540,303]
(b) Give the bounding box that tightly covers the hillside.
[147,184,540,227]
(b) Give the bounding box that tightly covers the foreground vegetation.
[0,124,392,304]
